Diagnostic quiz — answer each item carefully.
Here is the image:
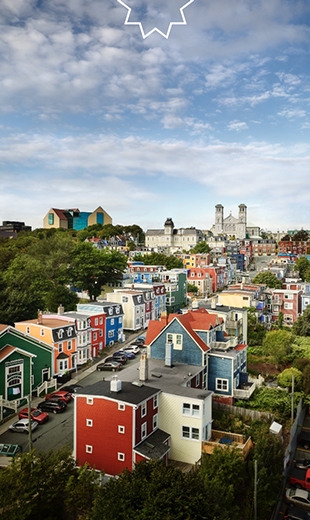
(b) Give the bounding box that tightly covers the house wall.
[74,395,134,475]
[134,396,158,445]
[0,351,31,400]
[217,292,253,308]
[158,392,211,464]
[150,321,205,366]
[208,354,233,397]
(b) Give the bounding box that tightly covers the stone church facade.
[212,204,248,239]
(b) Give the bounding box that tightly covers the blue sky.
[0,0,309,232]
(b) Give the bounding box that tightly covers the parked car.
[135,336,145,345]
[96,361,122,371]
[121,345,140,355]
[285,488,310,510]
[112,353,128,365]
[9,418,39,434]
[114,350,135,360]
[45,391,72,403]
[61,384,83,394]
[284,506,310,519]
[296,460,310,470]
[18,407,49,425]
[37,400,67,414]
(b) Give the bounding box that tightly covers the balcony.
[202,430,253,458]
[233,380,256,400]
[272,299,283,305]
[226,319,242,329]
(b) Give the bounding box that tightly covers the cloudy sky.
[0,0,309,232]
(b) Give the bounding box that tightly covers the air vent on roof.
[145,442,154,449]
[151,373,162,378]
[131,381,144,387]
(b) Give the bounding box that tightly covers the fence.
[36,379,57,398]
[212,400,274,422]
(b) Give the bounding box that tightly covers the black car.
[295,460,310,470]
[37,399,67,414]
[61,384,83,394]
[284,506,310,520]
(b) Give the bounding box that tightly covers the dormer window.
[57,329,64,339]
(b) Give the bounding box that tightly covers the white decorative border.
[117,0,195,39]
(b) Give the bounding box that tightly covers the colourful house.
[77,302,124,347]
[43,206,112,230]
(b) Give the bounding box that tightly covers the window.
[67,340,72,350]
[153,414,158,429]
[95,318,98,326]
[110,318,114,325]
[284,302,293,309]
[195,374,200,387]
[99,317,103,324]
[153,395,158,409]
[40,329,45,336]
[216,378,228,391]
[118,452,125,461]
[192,428,200,440]
[87,398,93,405]
[118,403,125,411]
[183,403,200,416]
[108,330,114,338]
[93,332,97,341]
[165,333,183,350]
[141,422,147,439]
[182,426,190,438]
[99,330,103,337]
[118,425,125,434]
[183,403,191,415]
[86,419,93,427]
[122,297,128,303]
[26,326,30,334]
[141,402,146,417]
[192,404,200,416]
[48,213,54,225]
[58,344,63,353]
[182,426,200,440]
[86,445,93,454]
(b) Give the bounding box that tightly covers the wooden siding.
[202,429,254,458]
[150,321,204,366]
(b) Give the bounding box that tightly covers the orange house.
[15,313,78,377]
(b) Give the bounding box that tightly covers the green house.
[0,326,53,402]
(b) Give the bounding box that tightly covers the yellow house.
[217,290,256,308]
[43,206,112,230]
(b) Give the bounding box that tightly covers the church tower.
[236,204,247,238]
[214,204,224,235]
[164,218,174,246]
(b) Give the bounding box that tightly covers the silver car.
[9,418,39,433]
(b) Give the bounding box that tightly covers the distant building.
[145,218,204,253]
[210,204,260,239]
[0,221,31,238]
[43,206,112,231]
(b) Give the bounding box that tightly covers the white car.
[285,488,310,511]
[9,418,39,433]
[120,345,140,355]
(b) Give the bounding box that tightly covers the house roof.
[76,380,160,406]
[0,324,8,333]
[51,208,69,220]
[134,428,170,460]
[0,345,16,362]
[146,309,223,352]
[17,317,75,329]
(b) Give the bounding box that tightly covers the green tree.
[295,257,310,281]
[187,283,198,294]
[293,230,309,241]
[262,329,292,365]
[277,367,302,390]
[252,272,282,289]
[69,243,127,301]
[190,241,211,254]
[133,252,183,270]
[293,306,310,336]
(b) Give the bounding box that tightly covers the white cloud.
[227,120,248,131]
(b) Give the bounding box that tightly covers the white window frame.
[216,378,228,391]
[118,452,125,461]
[153,394,158,409]
[118,403,125,411]
[86,445,93,453]
[153,413,158,430]
[86,419,93,427]
[141,422,147,440]
[118,425,125,434]
[141,401,146,417]
[87,398,93,405]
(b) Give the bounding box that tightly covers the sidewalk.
[0,330,145,436]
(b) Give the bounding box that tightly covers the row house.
[204,300,248,346]
[278,239,310,256]
[124,283,166,322]
[146,308,253,404]
[157,270,187,314]
[59,312,92,366]
[128,264,165,283]
[74,376,170,476]
[77,302,124,348]
[265,288,302,325]
[239,240,252,268]
[203,266,226,293]
[0,325,54,404]
[187,268,213,298]
[251,238,276,256]
[15,313,78,376]
[176,253,211,269]
[106,290,145,331]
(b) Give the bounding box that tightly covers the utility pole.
[254,459,257,520]
[28,394,33,452]
[291,374,295,425]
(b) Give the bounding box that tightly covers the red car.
[18,407,49,425]
[45,391,72,403]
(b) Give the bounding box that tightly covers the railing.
[226,319,242,328]
[202,429,254,458]
[0,396,27,422]
[233,381,256,400]
[36,379,57,397]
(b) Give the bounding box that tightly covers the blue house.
[77,302,124,347]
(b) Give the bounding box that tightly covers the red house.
[74,375,170,476]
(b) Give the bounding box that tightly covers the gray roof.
[134,428,170,460]
[76,380,160,406]
[98,358,212,400]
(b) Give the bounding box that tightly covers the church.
[210,204,260,239]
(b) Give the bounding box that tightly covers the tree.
[187,283,198,294]
[69,243,127,301]
[277,367,303,390]
[252,272,282,289]
[293,230,309,241]
[190,241,211,254]
[262,329,292,365]
[295,257,310,281]
[293,306,310,336]
[132,253,183,270]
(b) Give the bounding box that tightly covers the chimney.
[160,311,168,325]
[139,353,148,382]
[110,375,122,393]
[211,296,217,309]
[37,310,43,325]
[58,304,64,315]
[165,341,173,367]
